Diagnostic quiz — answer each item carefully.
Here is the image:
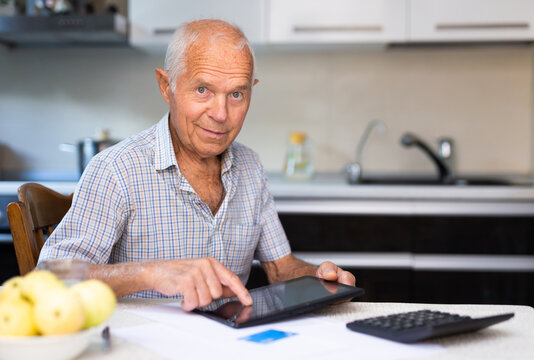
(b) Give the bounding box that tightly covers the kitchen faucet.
[346,119,387,184]
[401,133,451,183]
[437,137,455,173]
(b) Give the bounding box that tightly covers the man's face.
[158,38,256,160]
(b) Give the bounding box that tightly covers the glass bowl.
[0,324,104,360]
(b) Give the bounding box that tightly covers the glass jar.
[36,259,89,286]
[284,132,314,180]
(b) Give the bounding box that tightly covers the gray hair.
[164,19,256,92]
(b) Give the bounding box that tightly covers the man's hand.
[145,257,252,311]
[262,254,356,288]
[316,261,356,286]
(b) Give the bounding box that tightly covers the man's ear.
[155,68,171,104]
[253,78,259,86]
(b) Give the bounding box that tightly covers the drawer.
[268,0,407,43]
[280,214,413,252]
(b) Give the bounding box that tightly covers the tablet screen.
[194,276,364,328]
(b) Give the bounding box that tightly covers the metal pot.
[60,132,119,175]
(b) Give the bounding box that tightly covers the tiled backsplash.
[0,44,532,176]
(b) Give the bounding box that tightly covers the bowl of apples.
[0,266,116,360]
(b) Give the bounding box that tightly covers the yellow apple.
[33,287,85,335]
[0,299,38,336]
[0,276,25,301]
[21,270,65,304]
[71,279,116,328]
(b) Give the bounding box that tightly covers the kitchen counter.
[269,173,534,216]
[269,173,534,200]
[2,172,534,215]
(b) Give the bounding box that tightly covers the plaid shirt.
[38,114,291,298]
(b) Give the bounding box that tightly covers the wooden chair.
[7,183,73,275]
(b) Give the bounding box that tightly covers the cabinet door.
[410,0,534,41]
[129,0,265,48]
[268,0,407,43]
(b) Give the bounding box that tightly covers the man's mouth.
[201,127,227,137]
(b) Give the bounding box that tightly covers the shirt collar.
[221,144,239,202]
[154,113,178,171]
[221,144,234,175]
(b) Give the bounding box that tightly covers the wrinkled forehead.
[184,35,254,80]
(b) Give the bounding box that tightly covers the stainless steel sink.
[356,176,526,186]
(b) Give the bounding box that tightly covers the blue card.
[240,329,298,344]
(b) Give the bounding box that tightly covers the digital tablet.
[194,276,365,328]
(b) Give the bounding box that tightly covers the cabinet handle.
[436,22,530,31]
[153,28,177,35]
[293,25,383,33]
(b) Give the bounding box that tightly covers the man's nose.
[208,95,228,122]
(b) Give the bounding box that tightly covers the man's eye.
[231,92,242,99]
[197,87,207,94]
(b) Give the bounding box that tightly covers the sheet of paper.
[112,302,444,360]
[112,323,221,359]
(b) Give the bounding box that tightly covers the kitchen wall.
[0,44,532,177]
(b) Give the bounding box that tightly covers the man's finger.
[210,259,252,306]
[337,269,356,286]
[180,280,199,312]
[316,261,338,281]
[193,272,213,307]
[221,285,238,298]
[200,260,224,300]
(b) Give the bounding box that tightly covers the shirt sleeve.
[38,156,128,265]
[254,166,292,262]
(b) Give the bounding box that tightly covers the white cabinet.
[267,0,407,43]
[129,0,265,48]
[129,0,534,48]
[410,0,534,41]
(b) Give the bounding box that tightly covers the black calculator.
[346,310,514,343]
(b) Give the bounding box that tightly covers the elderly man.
[39,19,355,311]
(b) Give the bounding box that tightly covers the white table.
[80,300,534,359]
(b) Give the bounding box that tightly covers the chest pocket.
[222,223,261,278]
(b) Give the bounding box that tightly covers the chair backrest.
[7,183,73,275]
